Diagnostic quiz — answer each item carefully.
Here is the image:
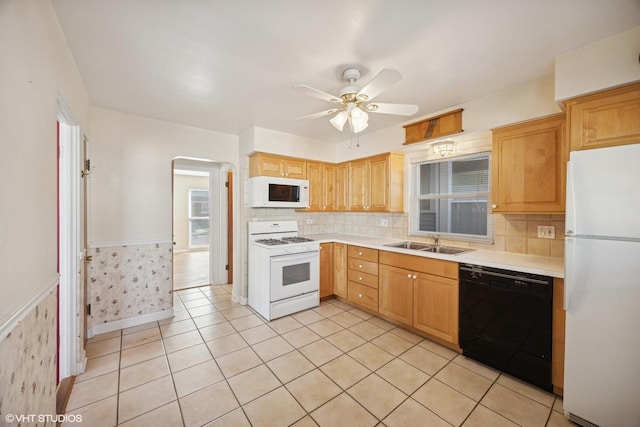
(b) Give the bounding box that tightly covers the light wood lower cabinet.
[346,245,379,311]
[552,278,565,395]
[413,273,459,345]
[319,243,333,299]
[378,265,414,325]
[333,243,348,298]
[378,251,459,347]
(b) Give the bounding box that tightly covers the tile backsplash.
[249,209,565,259]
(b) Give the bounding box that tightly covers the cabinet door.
[413,273,459,345]
[379,265,413,325]
[335,163,349,211]
[284,158,306,179]
[306,161,323,211]
[251,153,284,177]
[566,82,640,151]
[322,163,336,211]
[368,156,389,211]
[348,159,368,211]
[333,243,348,298]
[319,243,334,299]
[491,114,566,213]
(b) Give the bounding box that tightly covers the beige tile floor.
[65,284,576,427]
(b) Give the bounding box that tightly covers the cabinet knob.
[358,293,363,298]
[359,276,363,281]
[413,274,417,280]
[358,252,363,256]
[491,204,497,209]
[358,264,362,268]
[407,273,412,278]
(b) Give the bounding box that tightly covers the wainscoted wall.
[87,242,173,333]
[0,289,58,423]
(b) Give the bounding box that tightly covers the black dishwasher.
[459,263,553,391]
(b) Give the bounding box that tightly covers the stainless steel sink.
[421,246,474,255]
[385,241,474,255]
[384,241,433,250]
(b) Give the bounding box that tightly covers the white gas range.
[248,220,320,320]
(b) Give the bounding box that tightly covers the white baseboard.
[89,309,174,337]
[76,349,87,376]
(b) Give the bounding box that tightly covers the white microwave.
[249,176,310,208]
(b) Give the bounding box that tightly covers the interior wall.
[89,107,239,244]
[555,26,640,101]
[172,174,210,252]
[0,0,91,418]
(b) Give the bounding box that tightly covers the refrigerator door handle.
[565,160,575,235]
[564,237,574,311]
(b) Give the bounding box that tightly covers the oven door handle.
[271,250,319,262]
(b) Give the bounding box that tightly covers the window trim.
[188,188,210,249]
[409,152,494,244]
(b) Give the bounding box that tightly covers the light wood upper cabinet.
[319,243,334,299]
[491,113,567,214]
[249,153,306,179]
[305,161,336,211]
[347,153,404,213]
[333,242,348,298]
[335,162,349,211]
[565,82,640,151]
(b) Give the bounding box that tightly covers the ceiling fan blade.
[293,85,342,104]
[295,109,340,120]
[357,69,402,101]
[365,102,418,116]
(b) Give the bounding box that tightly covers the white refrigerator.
[564,143,640,427]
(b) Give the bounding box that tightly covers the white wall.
[89,107,239,244]
[555,26,640,101]
[0,0,90,325]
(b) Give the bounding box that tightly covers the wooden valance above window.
[403,108,463,145]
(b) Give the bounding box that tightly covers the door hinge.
[86,159,91,172]
[225,181,229,188]
[225,264,229,271]
[86,304,91,316]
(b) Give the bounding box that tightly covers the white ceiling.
[51,0,640,143]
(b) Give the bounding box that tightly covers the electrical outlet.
[379,218,389,227]
[306,219,313,224]
[537,225,556,239]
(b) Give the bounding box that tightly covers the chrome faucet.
[433,234,440,247]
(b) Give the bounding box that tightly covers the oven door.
[270,250,319,302]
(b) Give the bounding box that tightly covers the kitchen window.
[410,153,493,242]
[189,189,210,248]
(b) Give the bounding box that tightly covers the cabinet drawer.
[348,245,378,262]
[347,269,379,289]
[347,258,378,275]
[347,282,378,311]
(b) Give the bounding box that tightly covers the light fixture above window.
[432,140,454,157]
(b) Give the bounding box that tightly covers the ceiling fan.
[293,67,419,134]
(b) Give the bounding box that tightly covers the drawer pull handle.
[358,294,363,298]
[359,276,363,281]
[358,251,363,256]
[359,264,363,268]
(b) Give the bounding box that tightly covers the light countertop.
[304,233,564,279]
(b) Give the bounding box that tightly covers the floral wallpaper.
[88,242,173,331]
[0,289,58,425]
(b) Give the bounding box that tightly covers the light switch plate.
[537,225,555,239]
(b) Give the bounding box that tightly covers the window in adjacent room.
[411,153,493,242]
[188,189,210,248]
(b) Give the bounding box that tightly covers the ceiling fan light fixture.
[365,104,378,112]
[349,107,369,133]
[329,110,348,131]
